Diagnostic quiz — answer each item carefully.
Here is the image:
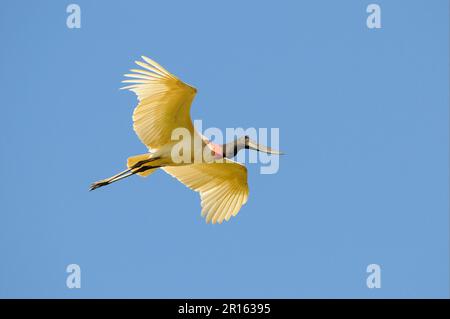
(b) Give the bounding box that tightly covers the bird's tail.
[89,154,160,191]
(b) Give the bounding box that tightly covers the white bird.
[90,56,282,224]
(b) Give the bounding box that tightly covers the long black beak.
[246,139,284,155]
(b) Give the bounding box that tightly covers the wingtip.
[141,55,155,67]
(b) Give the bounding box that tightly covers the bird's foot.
[89,180,110,191]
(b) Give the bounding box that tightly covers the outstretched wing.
[162,159,249,224]
[121,56,197,151]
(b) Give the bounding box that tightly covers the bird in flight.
[90,56,282,224]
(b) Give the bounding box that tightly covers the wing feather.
[213,191,234,224]
[141,56,177,79]
[218,185,238,222]
[121,56,197,150]
[162,159,249,224]
[225,192,241,221]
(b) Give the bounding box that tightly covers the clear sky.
[0,0,448,298]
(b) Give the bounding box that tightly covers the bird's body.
[91,56,282,224]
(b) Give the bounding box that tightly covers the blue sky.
[0,0,448,298]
